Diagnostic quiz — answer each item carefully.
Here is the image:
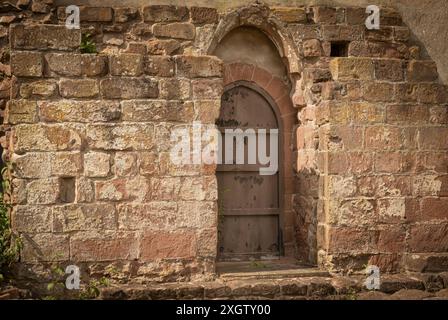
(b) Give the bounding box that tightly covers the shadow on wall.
[293,168,319,265]
[395,0,448,84]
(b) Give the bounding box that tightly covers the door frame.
[218,80,285,259]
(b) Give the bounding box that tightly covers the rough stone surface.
[4,2,448,287]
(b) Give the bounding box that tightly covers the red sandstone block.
[251,66,272,88]
[378,226,406,253]
[70,232,139,261]
[365,126,403,150]
[386,104,429,124]
[357,175,412,197]
[418,127,448,150]
[266,76,290,101]
[424,152,448,173]
[369,254,402,273]
[404,253,448,272]
[327,226,377,254]
[229,63,254,82]
[408,223,448,253]
[362,82,395,102]
[348,152,373,174]
[374,152,415,173]
[418,198,448,222]
[407,60,439,82]
[139,231,196,261]
[327,151,348,174]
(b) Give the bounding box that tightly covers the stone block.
[13,124,83,153]
[408,223,448,253]
[11,24,80,51]
[143,5,189,22]
[190,7,219,24]
[374,59,404,81]
[121,100,194,122]
[11,51,42,77]
[139,231,196,260]
[192,79,223,99]
[26,177,60,204]
[110,53,144,76]
[12,205,52,233]
[21,233,70,262]
[176,55,223,78]
[20,80,57,98]
[84,151,110,177]
[70,231,139,261]
[329,58,374,81]
[145,56,175,77]
[53,204,116,232]
[60,79,99,98]
[407,60,439,82]
[87,124,155,151]
[100,78,159,99]
[159,78,191,100]
[147,39,180,55]
[6,100,37,124]
[39,100,121,122]
[152,23,195,40]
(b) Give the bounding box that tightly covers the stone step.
[217,260,330,280]
[98,272,448,300]
[219,268,330,281]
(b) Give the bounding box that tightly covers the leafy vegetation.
[78,277,110,300]
[80,33,97,54]
[0,165,21,283]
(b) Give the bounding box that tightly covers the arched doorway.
[210,21,301,264]
[217,82,283,261]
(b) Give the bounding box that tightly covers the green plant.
[80,33,97,54]
[78,277,110,300]
[345,288,358,300]
[0,164,21,281]
[42,265,66,299]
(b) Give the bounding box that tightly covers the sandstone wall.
[0,1,447,286]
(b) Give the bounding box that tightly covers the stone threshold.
[99,272,448,300]
[216,260,330,280]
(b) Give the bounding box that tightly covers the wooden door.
[217,83,281,261]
